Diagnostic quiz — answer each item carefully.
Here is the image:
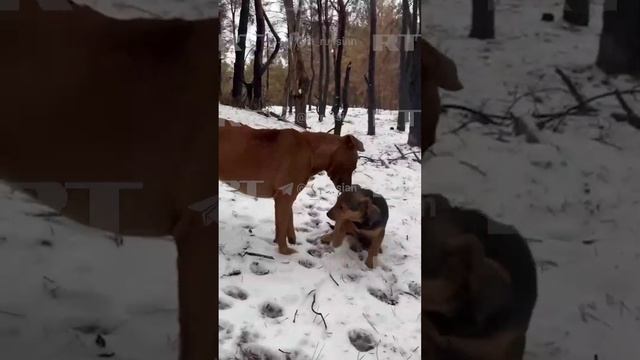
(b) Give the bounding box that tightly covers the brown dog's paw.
[365,258,375,269]
[288,237,297,245]
[320,233,333,245]
[278,246,297,255]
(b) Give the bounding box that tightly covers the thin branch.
[311,293,328,330]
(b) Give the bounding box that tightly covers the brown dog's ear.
[436,53,463,91]
[344,135,365,152]
[423,40,463,92]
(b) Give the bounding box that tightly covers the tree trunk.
[408,39,422,148]
[332,0,347,136]
[596,0,640,75]
[251,0,265,109]
[341,62,351,121]
[283,0,309,128]
[470,0,495,40]
[316,0,325,119]
[563,0,590,26]
[397,0,410,132]
[308,29,315,111]
[367,0,377,136]
[232,0,250,106]
[411,0,418,33]
[321,0,331,122]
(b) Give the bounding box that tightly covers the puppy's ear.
[361,198,381,223]
[469,258,513,326]
[344,135,365,152]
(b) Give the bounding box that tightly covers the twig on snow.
[311,293,328,330]
[241,251,275,260]
[329,273,339,286]
[458,160,487,177]
[362,312,379,334]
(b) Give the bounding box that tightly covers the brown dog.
[0,3,218,360]
[422,194,538,360]
[219,120,364,255]
[322,185,389,268]
[422,39,464,151]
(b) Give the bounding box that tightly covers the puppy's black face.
[326,190,367,222]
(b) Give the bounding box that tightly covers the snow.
[0,187,180,360]
[425,0,640,359]
[218,106,422,359]
[71,0,218,20]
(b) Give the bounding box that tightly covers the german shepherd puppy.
[422,194,537,360]
[322,185,389,268]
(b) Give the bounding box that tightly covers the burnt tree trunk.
[321,0,331,122]
[251,0,266,109]
[470,0,495,40]
[596,0,640,75]
[284,0,309,128]
[367,0,377,136]
[397,0,410,132]
[231,0,250,106]
[563,0,590,26]
[407,39,422,148]
[315,0,325,119]
[308,28,315,111]
[332,0,347,136]
[341,62,352,121]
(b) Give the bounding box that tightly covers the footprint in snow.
[223,286,248,300]
[249,261,270,275]
[237,343,282,360]
[218,320,234,344]
[367,287,399,306]
[298,259,316,268]
[259,302,283,318]
[219,298,232,310]
[407,281,421,297]
[307,248,323,258]
[348,328,377,352]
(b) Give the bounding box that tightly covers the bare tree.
[308,5,316,111]
[251,0,266,109]
[315,0,325,119]
[331,0,349,135]
[232,0,251,105]
[366,0,377,135]
[470,0,495,39]
[249,0,281,109]
[321,0,332,122]
[397,0,411,132]
[596,0,640,75]
[283,0,311,127]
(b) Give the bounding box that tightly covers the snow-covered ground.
[71,0,218,20]
[218,106,422,359]
[0,188,180,360]
[424,0,640,359]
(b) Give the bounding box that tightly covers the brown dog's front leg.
[286,206,296,245]
[275,196,296,255]
[174,214,217,360]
